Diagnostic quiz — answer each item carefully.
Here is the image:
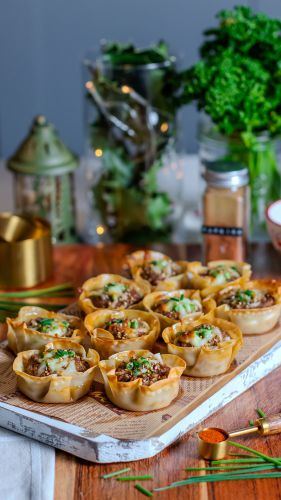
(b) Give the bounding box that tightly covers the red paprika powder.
[199,428,227,444]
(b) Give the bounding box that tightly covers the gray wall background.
[0,0,280,159]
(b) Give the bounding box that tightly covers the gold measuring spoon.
[198,413,281,460]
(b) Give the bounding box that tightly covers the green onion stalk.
[0,283,74,323]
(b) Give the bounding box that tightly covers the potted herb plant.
[172,6,281,240]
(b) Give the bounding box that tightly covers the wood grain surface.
[2,243,281,499]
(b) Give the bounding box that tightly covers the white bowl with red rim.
[266,200,281,252]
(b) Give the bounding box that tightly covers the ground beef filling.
[25,349,89,377]
[140,260,181,286]
[104,318,150,339]
[115,356,170,386]
[26,317,73,337]
[200,265,241,284]
[175,323,231,349]
[218,289,275,309]
[90,283,141,309]
[153,295,201,320]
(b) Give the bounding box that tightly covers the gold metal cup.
[0,213,53,288]
[197,427,229,460]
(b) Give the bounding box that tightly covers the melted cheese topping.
[150,259,169,271]
[37,349,78,376]
[157,295,201,319]
[91,282,128,300]
[176,325,230,348]
[31,318,70,337]
[105,318,150,338]
[204,265,240,284]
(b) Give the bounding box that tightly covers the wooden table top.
[4,243,281,499]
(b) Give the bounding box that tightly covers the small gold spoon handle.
[229,426,258,438]
[228,413,281,438]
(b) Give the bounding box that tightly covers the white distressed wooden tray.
[0,333,280,463]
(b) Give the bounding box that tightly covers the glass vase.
[82,50,184,244]
[199,116,281,241]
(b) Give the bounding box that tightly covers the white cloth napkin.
[0,427,55,500]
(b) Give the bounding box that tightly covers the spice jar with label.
[202,161,249,262]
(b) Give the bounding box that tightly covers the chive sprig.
[102,467,131,479]
[0,283,74,298]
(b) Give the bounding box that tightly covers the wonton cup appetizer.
[99,349,186,411]
[187,260,251,298]
[215,280,281,335]
[7,306,86,355]
[162,318,243,377]
[143,289,216,329]
[126,250,188,291]
[79,274,150,315]
[84,309,160,358]
[13,340,99,403]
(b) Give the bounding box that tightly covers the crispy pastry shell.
[79,274,150,314]
[7,306,86,355]
[215,279,281,334]
[99,349,186,411]
[143,289,216,330]
[162,318,243,377]
[126,250,188,291]
[187,260,251,298]
[84,309,160,358]
[13,340,100,403]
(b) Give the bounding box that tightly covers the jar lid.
[203,160,249,188]
[7,115,78,176]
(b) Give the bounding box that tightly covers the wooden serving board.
[0,325,281,463]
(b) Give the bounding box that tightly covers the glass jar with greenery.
[83,42,183,244]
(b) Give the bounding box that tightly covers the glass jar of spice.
[202,161,249,262]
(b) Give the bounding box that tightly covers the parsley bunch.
[174,6,281,137]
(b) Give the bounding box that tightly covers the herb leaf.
[54,349,75,359]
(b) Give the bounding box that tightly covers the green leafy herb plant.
[171,6,281,237]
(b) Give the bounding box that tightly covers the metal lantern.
[7,115,78,243]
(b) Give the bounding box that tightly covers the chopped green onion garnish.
[135,484,153,497]
[129,319,139,329]
[256,407,266,418]
[102,467,131,479]
[117,475,153,481]
[54,349,75,359]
